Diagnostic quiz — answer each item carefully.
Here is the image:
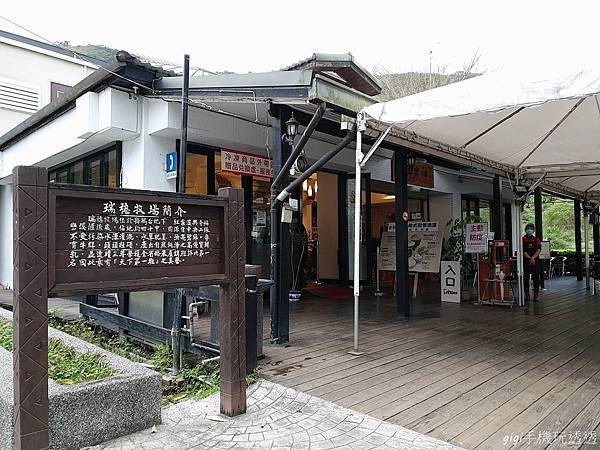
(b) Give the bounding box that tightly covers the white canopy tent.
[349,68,600,353]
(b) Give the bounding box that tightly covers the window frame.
[49,141,122,187]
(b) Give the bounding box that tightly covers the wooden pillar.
[492,175,502,238]
[575,200,583,281]
[394,151,410,318]
[534,188,544,289]
[13,166,49,449]
[218,187,246,416]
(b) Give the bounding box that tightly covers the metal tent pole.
[585,212,590,290]
[515,203,525,306]
[350,116,364,356]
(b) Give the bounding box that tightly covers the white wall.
[1,88,139,181]
[429,193,453,230]
[0,185,13,288]
[122,97,176,192]
[0,39,95,136]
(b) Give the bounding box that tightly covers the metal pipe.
[352,128,362,354]
[515,204,525,306]
[171,290,183,375]
[173,54,190,374]
[178,54,190,194]
[585,212,590,290]
[275,131,354,204]
[269,193,280,342]
[271,102,326,190]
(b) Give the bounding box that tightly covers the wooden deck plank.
[262,277,600,449]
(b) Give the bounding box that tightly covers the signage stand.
[12,166,249,448]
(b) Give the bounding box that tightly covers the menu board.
[377,222,443,273]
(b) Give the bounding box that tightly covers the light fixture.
[314,180,318,193]
[282,114,300,145]
[308,185,313,197]
[302,179,308,192]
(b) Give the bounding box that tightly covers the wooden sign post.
[12,165,247,449]
[13,166,49,450]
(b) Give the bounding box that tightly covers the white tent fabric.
[363,69,600,198]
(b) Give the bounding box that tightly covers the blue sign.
[166,152,177,173]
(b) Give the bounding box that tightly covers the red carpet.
[304,286,364,300]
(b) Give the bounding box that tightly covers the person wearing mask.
[523,223,542,301]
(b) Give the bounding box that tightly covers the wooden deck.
[263,277,600,449]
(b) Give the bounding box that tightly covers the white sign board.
[408,221,439,232]
[377,224,443,273]
[255,209,267,226]
[441,261,461,303]
[465,222,488,253]
[221,149,273,178]
[378,231,396,271]
[540,240,551,259]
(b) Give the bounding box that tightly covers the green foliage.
[442,215,483,262]
[42,316,263,402]
[49,316,150,363]
[48,339,113,385]
[151,344,173,373]
[56,42,119,62]
[0,320,12,351]
[523,196,592,252]
[0,319,113,385]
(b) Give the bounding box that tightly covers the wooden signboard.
[48,186,227,294]
[407,161,434,188]
[12,166,247,450]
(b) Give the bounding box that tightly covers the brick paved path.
[87,380,463,449]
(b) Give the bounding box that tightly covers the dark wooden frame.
[12,165,248,448]
[47,184,229,294]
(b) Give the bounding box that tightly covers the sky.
[2,1,600,76]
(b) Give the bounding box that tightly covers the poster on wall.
[377,222,443,273]
[465,222,488,253]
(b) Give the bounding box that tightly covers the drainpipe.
[173,54,190,375]
[275,131,354,205]
[272,102,326,189]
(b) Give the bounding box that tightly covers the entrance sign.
[441,261,461,302]
[165,151,177,179]
[13,166,247,449]
[221,149,273,178]
[465,222,488,253]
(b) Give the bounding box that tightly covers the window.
[49,143,121,187]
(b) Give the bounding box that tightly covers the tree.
[373,52,482,101]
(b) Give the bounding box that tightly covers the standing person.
[523,223,542,301]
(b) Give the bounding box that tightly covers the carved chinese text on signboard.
[67,201,211,269]
[51,191,225,289]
